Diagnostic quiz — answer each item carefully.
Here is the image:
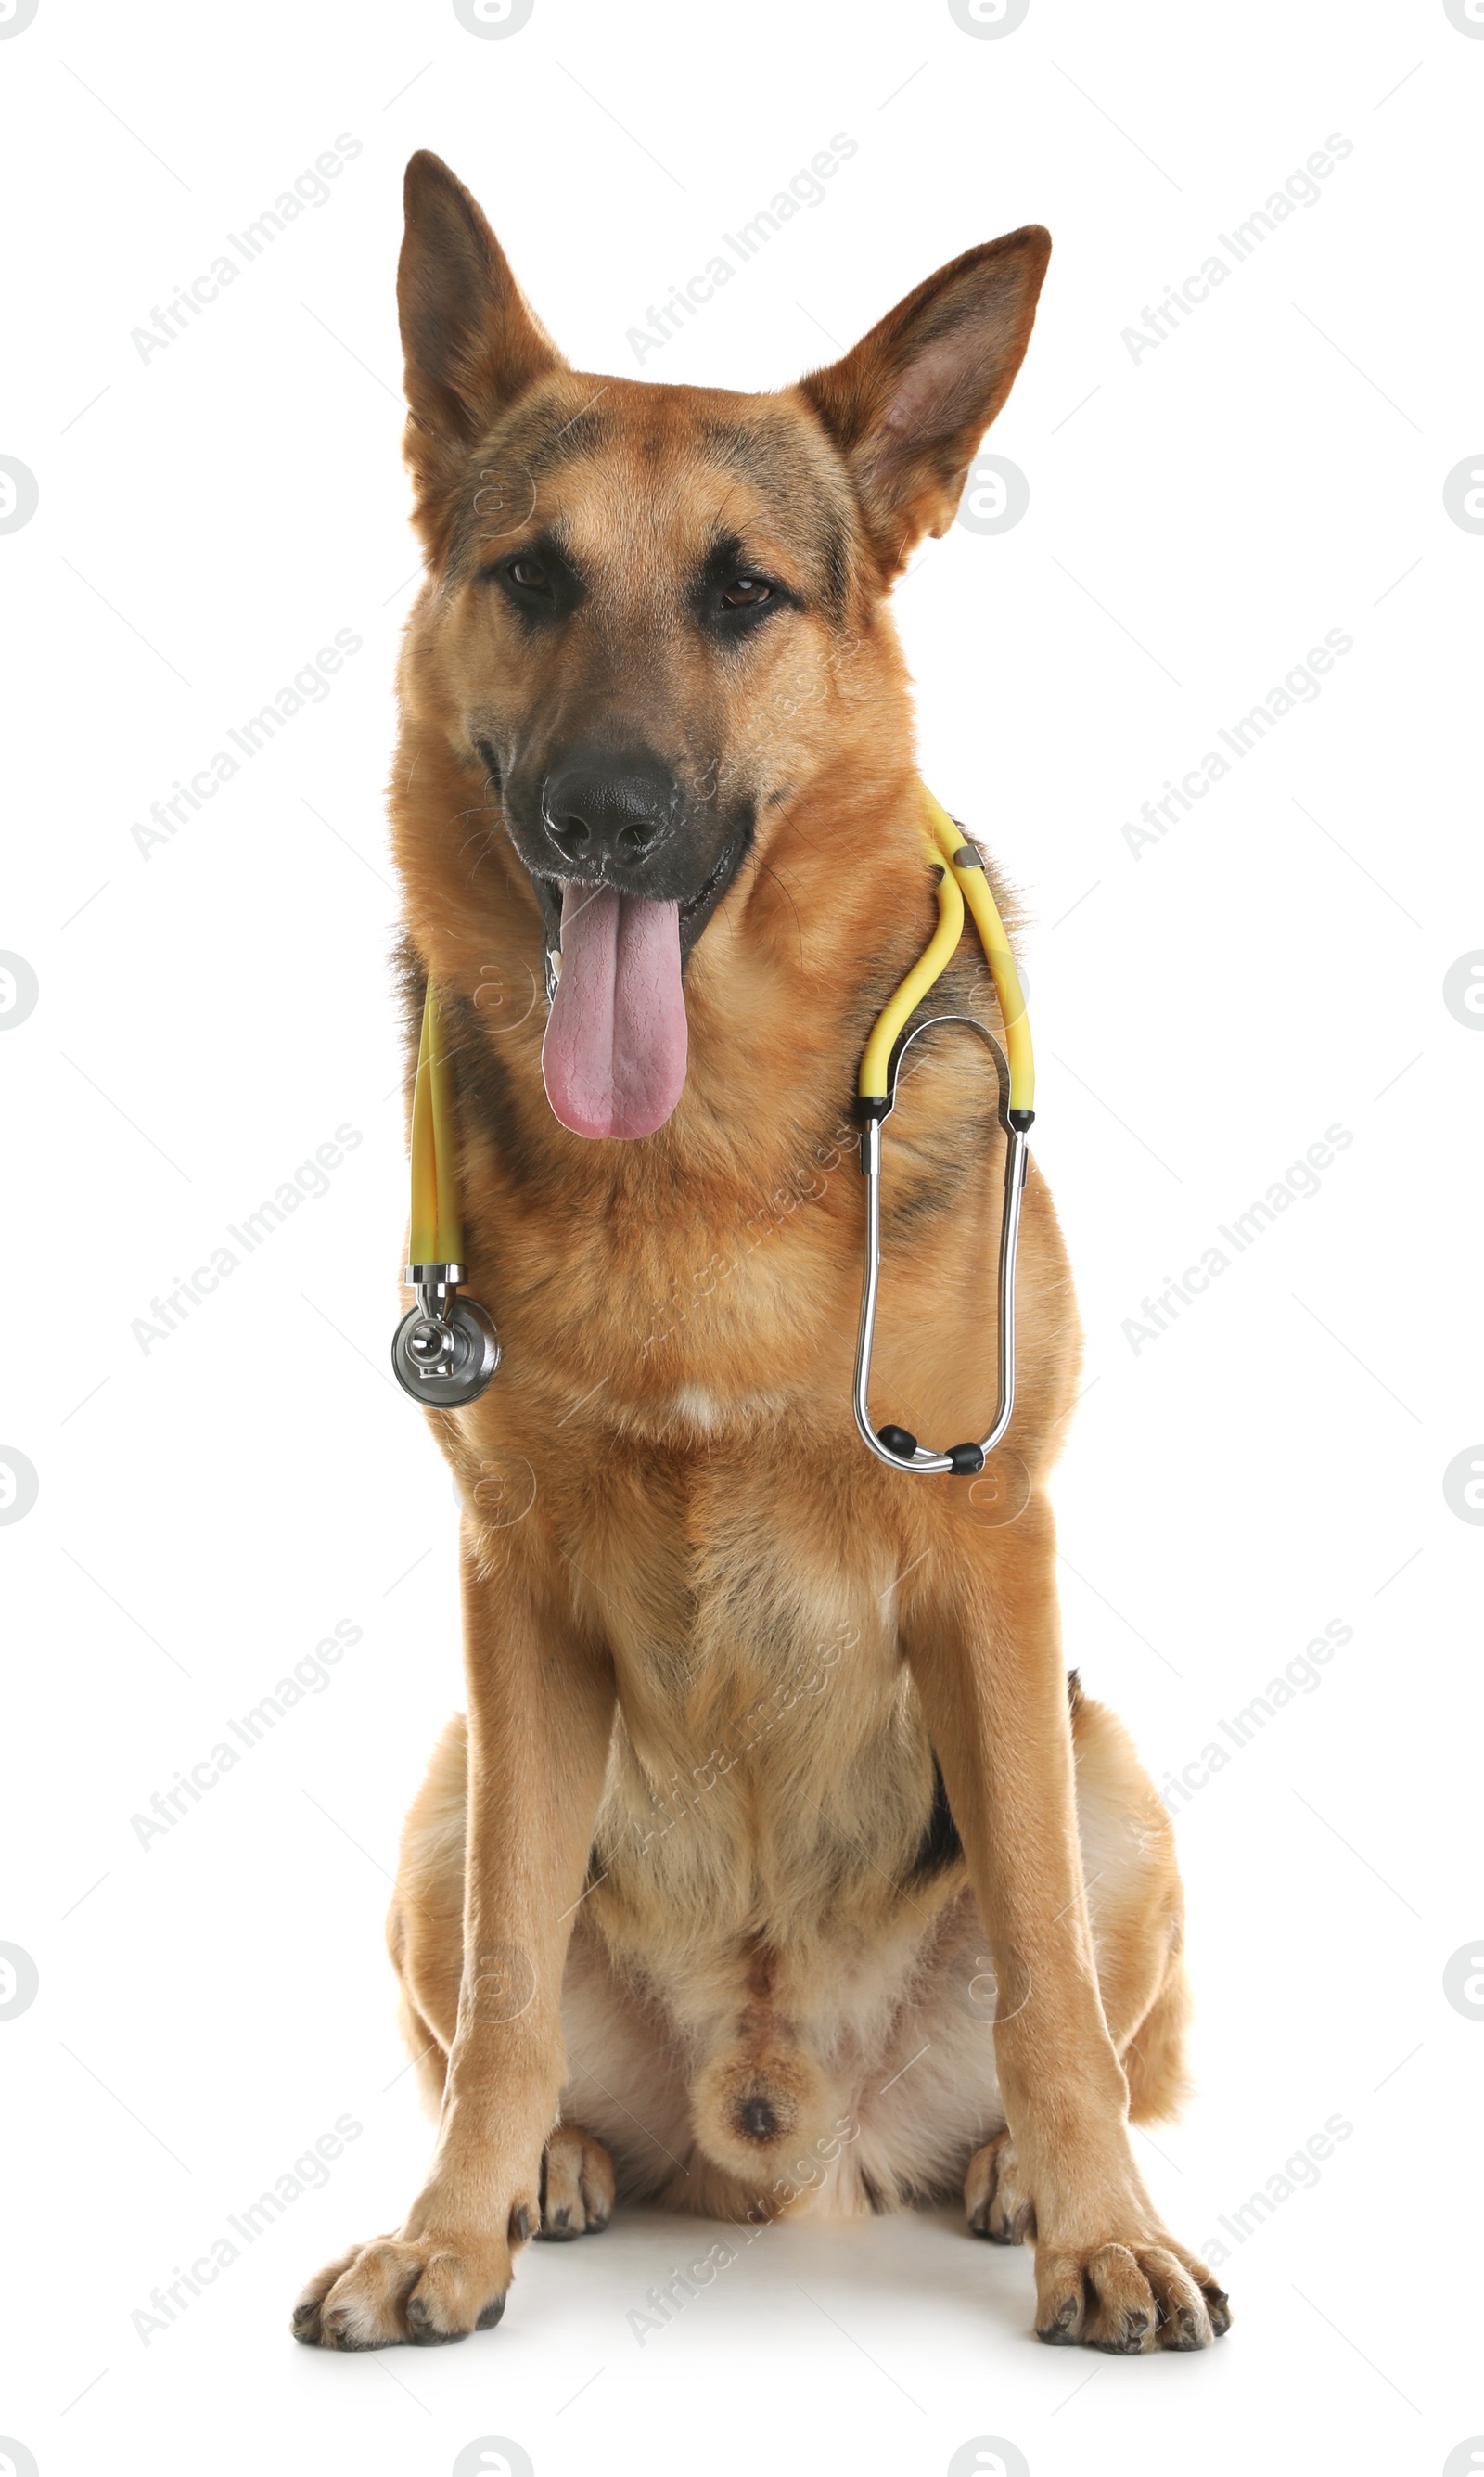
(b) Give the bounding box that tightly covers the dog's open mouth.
[537,839,739,1142]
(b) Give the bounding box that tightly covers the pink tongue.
[542,882,688,1139]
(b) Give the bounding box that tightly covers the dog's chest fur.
[567,1462,963,2034]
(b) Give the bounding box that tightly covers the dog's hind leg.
[1120,1957,1193,2125]
[1064,1680,1193,2120]
[538,2124,615,2240]
[383,1713,466,2115]
[391,1976,450,2117]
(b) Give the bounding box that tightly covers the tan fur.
[293,152,1229,2357]
[389,1685,1191,2212]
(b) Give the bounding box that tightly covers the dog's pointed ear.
[398,151,563,489]
[798,228,1050,575]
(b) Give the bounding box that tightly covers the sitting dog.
[294,150,1229,2357]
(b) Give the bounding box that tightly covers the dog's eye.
[722,577,771,608]
[480,540,582,622]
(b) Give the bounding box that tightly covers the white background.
[2,1,1481,2472]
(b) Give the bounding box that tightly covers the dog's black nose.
[541,756,676,873]
[735,2093,778,2143]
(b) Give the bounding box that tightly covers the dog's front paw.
[292,2211,531,2351]
[1033,2233,1230,2354]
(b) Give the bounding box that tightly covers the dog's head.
[395,151,1048,1138]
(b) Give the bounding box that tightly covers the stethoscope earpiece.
[391,1263,500,1408]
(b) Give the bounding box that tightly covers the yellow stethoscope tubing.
[852,786,1034,1478]
[393,976,500,1408]
[858,789,1034,1115]
[857,846,965,1102]
[408,976,465,1267]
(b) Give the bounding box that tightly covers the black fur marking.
[817,506,852,622]
[694,418,858,621]
[446,399,610,574]
[690,533,800,638]
[477,530,586,626]
[695,418,796,489]
[492,400,612,484]
[909,1755,964,1880]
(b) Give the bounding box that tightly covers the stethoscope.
[389,974,500,1408]
[392,784,1035,1477]
[852,787,1034,1475]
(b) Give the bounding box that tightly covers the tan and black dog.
[293,150,1229,2356]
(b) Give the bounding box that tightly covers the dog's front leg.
[293,1532,614,2350]
[906,1496,1230,2354]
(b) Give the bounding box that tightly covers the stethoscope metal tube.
[853,1017,1032,1477]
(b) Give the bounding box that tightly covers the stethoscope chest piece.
[391,1262,500,1408]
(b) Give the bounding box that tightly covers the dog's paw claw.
[1035,2293,1081,2346]
[965,2131,1034,2247]
[1034,2239,1227,2355]
[539,2124,616,2241]
[406,2291,469,2346]
[291,2232,514,2351]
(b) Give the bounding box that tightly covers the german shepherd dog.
[293,151,1230,2356]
